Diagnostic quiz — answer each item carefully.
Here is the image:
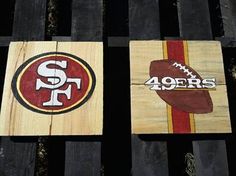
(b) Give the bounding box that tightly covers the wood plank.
[132,135,168,176]
[0,42,56,136]
[108,37,129,47]
[0,0,47,175]
[177,0,212,39]
[12,0,47,41]
[0,42,103,136]
[193,140,229,176]
[177,1,229,175]
[129,1,168,175]
[51,42,103,135]
[0,137,37,176]
[130,40,231,134]
[129,0,160,40]
[64,0,103,175]
[0,36,12,47]
[71,0,103,41]
[65,140,101,176]
[219,0,236,39]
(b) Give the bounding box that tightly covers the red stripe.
[167,41,191,133]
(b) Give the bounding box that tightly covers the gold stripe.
[183,40,196,133]
[163,41,168,59]
[183,41,189,65]
[163,41,173,133]
[189,113,196,133]
[167,104,173,133]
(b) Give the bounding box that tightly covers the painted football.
[149,60,213,114]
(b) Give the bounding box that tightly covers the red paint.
[167,41,191,133]
[19,55,90,111]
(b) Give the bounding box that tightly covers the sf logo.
[12,52,96,115]
[36,60,82,107]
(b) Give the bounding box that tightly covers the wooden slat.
[71,0,103,41]
[132,135,168,176]
[129,0,160,40]
[193,140,229,176]
[129,0,168,175]
[130,40,231,134]
[0,137,37,176]
[220,0,236,39]
[65,141,101,176]
[64,0,103,175]
[0,41,103,136]
[177,0,212,39]
[0,0,47,175]
[12,0,47,41]
[177,1,229,175]
[0,42,54,136]
[51,42,103,135]
[0,36,12,47]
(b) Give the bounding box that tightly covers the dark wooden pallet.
[0,0,236,176]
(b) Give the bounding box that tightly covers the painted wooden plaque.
[130,40,231,134]
[0,42,103,136]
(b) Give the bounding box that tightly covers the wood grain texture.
[130,40,231,134]
[177,1,229,175]
[71,0,103,41]
[129,1,168,175]
[193,140,229,176]
[64,1,103,175]
[0,1,47,175]
[12,0,47,41]
[177,0,212,39]
[220,0,236,39]
[188,41,226,85]
[0,137,36,176]
[129,0,160,40]
[0,42,103,136]
[51,42,103,135]
[64,141,101,176]
[0,36,12,47]
[132,135,168,176]
[0,42,56,136]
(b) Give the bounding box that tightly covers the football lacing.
[172,62,197,78]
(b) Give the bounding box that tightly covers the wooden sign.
[130,40,231,134]
[0,42,103,136]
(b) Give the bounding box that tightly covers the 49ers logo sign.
[11,52,96,115]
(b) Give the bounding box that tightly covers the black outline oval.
[11,52,96,115]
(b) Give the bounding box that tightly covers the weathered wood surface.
[220,0,236,39]
[177,0,212,40]
[65,140,101,176]
[130,40,231,134]
[0,42,103,136]
[129,0,160,40]
[129,0,168,175]
[0,137,37,176]
[132,135,168,176]
[177,1,230,175]
[12,0,47,41]
[0,37,12,47]
[193,140,229,176]
[64,0,103,175]
[71,0,103,41]
[0,0,47,175]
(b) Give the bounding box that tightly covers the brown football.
[149,60,213,114]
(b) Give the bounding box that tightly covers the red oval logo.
[12,52,96,114]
